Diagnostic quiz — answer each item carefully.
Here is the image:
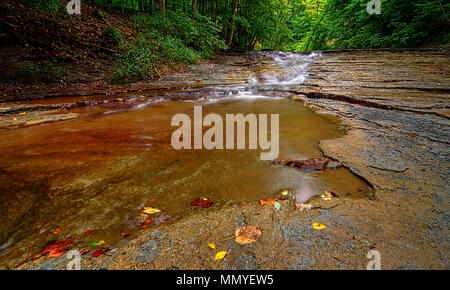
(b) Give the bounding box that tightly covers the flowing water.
[0,52,371,266]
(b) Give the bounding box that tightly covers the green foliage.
[29,0,62,15]
[20,60,40,80]
[113,36,157,83]
[323,0,449,49]
[102,27,124,45]
[20,59,64,81]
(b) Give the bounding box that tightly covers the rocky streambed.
[1,48,448,270]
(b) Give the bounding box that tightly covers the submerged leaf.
[84,230,94,236]
[191,198,213,208]
[141,207,161,214]
[87,240,105,246]
[153,215,171,225]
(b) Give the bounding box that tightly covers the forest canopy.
[31,0,449,51]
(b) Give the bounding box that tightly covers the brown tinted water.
[0,95,370,264]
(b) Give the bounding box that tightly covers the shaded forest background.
[0,0,448,85]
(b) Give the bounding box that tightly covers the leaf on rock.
[274,201,281,211]
[259,197,278,206]
[295,202,312,211]
[80,249,89,255]
[214,251,227,261]
[91,247,109,257]
[235,225,262,245]
[208,242,216,249]
[312,223,327,230]
[120,232,130,237]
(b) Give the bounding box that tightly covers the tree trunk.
[210,0,216,23]
[227,0,238,48]
[159,0,166,16]
[192,0,198,21]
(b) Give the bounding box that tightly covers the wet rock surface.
[5,49,450,270]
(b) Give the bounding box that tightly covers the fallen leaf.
[242,202,247,206]
[142,225,148,230]
[84,230,94,236]
[408,133,417,138]
[295,203,312,211]
[87,240,105,246]
[80,249,89,255]
[259,197,278,206]
[91,247,109,257]
[421,146,427,149]
[145,219,154,224]
[208,242,216,249]
[19,112,26,115]
[52,228,62,234]
[141,207,161,214]
[214,251,227,261]
[274,201,281,211]
[32,237,72,260]
[312,223,327,230]
[273,158,329,171]
[235,226,262,244]
[120,233,130,237]
[191,198,213,208]
[281,190,288,196]
[153,215,171,225]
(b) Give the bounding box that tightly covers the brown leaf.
[235,226,261,245]
[191,198,213,208]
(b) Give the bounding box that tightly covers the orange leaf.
[259,198,278,206]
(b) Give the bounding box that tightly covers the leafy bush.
[113,36,158,83]
[20,59,63,81]
[28,0,62,15]
[20,60,40,80]
[102,27,124,46]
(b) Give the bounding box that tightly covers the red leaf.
[91,247,109,257]
[191,198,213,208]
[84,230,94,236]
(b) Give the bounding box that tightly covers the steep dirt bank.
[0,1,190,102]
[4,48,450,270]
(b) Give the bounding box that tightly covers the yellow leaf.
[281,190,288,196]
[208,242,216,249]
[312,223,327,230]
[214,251,227,261]
[421,146,427,149]
[141,207,161,214]
[19,112,26,115]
